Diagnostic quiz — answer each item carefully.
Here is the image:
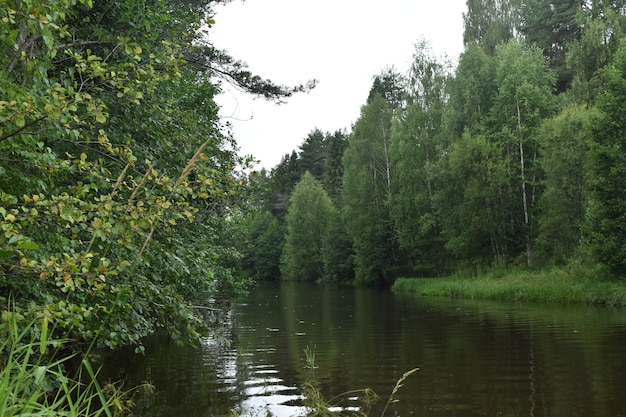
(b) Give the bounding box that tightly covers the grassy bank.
[0,315,138,417]
[392,262,626,306]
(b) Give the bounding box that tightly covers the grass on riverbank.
[392,262,626,306]
[0,314,140,417]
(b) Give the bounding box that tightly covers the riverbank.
[392,262,626,306]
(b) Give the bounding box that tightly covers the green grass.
[0,313,143,417]
[392,261,626,306]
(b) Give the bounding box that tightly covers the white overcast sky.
[209,0,467,170]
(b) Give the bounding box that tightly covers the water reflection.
[102,281,626,417]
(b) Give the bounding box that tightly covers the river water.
[103,281,626,416]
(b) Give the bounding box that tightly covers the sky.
[209,0,467,170]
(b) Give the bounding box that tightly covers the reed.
[379,368,419,417]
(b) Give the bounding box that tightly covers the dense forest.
[241,0,626,287]
[0,0,315,353]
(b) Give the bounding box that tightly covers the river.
[102,280,626,416]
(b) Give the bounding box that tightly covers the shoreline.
[392,263,626,307]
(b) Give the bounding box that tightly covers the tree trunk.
[517,102,532,268]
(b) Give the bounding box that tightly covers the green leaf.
[17,241,40,250]
[14,114,25,127]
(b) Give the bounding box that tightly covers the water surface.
[103,281,626,416]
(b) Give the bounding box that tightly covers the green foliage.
[0,0,308,352]
[389,40,451,276]
[322,130,349,201]
[489,40,557,267]
[586,43,626,276]
[239,0,626,286]
[321,212,355,283]
[299,129,327,181]
[463,0,520,54]
[520,0,580,92]
[443,132,510,266]
[342,93,398,286]
[566,0,626,104]
[535,105,596,264]
[366,68,404,108]
[281,172,336,281]
[254,216,284,280]
[448,44,496,136]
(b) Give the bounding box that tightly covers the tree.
[281,172,336,281]
[298,128,326,181]
[270,151,302,220]
[322,130,349,201]
[566,0,626,104]
[343,90,398,286]
[520,0,582,93]
[586,44,626,275]
[489,40,558,267]
[442,132,511,266]
[448,44,497,136]
[367,67,405,108]
[463,0,521,54]
[321,211,355,283]
[389,40,451,275]
[535,105,595,264]
[254,216,285,281]
[0,0,311,351]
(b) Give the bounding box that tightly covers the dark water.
[103,281,626,416]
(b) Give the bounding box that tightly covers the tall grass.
[393,261,626,306]
[0,313,138,417]
[300,347,418,417]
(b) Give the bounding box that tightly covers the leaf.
[34,365,47,383]
[14,114,25,128]
[40,319,48,354]
[17,241,40,250]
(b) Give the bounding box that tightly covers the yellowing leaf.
[14,114,25,128]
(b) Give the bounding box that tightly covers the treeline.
[240,0,626,286]
[0,0,312,351]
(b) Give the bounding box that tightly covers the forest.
[241,0,626,288]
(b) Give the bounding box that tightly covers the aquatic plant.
[300,347,418,417]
